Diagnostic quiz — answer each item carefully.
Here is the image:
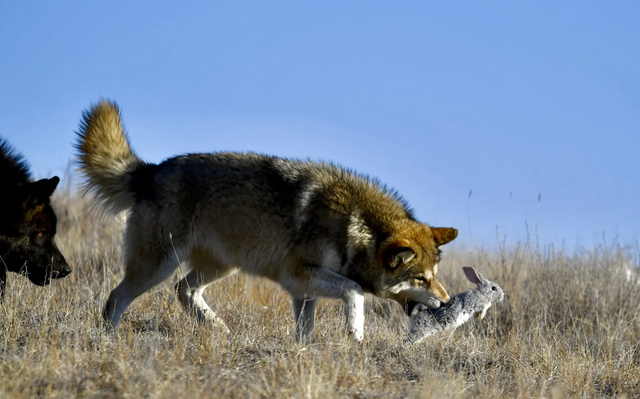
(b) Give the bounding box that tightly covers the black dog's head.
[0,176,71,286]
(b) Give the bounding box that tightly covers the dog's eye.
[38,232,43,237]
[413,276,428,284]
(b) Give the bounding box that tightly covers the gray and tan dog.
[75,99,458,341]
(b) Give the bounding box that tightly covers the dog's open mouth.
[405,296,444,316]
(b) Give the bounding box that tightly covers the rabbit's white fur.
[406,266,504,344]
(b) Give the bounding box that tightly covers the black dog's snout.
[56,264,72,278]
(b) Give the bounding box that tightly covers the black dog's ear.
[32,177,59,198]
[18,177,60,205]
[47,176,60,195]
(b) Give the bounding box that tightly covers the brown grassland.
[1,185,640,398]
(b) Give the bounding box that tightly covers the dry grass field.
[1,187,640,398]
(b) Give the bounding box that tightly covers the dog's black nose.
[57,264,72,278]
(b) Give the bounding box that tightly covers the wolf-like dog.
[0,138,71,296]
[75,100,458,341]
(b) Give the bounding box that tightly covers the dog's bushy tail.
[75,99,151,213]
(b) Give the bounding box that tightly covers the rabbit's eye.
[491,286,497,291]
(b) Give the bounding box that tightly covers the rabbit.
[406,266,504,344]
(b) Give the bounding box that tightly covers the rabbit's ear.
[463,267,487,285]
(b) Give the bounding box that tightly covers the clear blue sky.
[1,1,639,251]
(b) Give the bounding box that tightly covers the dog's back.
[76,106,415,276]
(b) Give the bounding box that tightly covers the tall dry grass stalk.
[1,187,639,398]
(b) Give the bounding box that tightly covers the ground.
[1,190,639,398]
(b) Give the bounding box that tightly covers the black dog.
[0,137,71,296]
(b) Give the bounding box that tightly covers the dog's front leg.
[284,266,365,341]
[342,285,365,341]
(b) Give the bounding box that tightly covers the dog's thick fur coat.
[76,100,458,341]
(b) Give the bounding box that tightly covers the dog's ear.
[46,176,60,196]
[431,227,458,247]
[33,177,59,198]
[382,238,416,268]
[18,177,60,205]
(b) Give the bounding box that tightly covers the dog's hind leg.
[291,296,318,342]
[175,251,236,332]
[103,253,180,332]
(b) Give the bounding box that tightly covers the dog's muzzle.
[52,264,72,279]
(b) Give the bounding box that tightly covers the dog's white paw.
[348,328,364,342]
